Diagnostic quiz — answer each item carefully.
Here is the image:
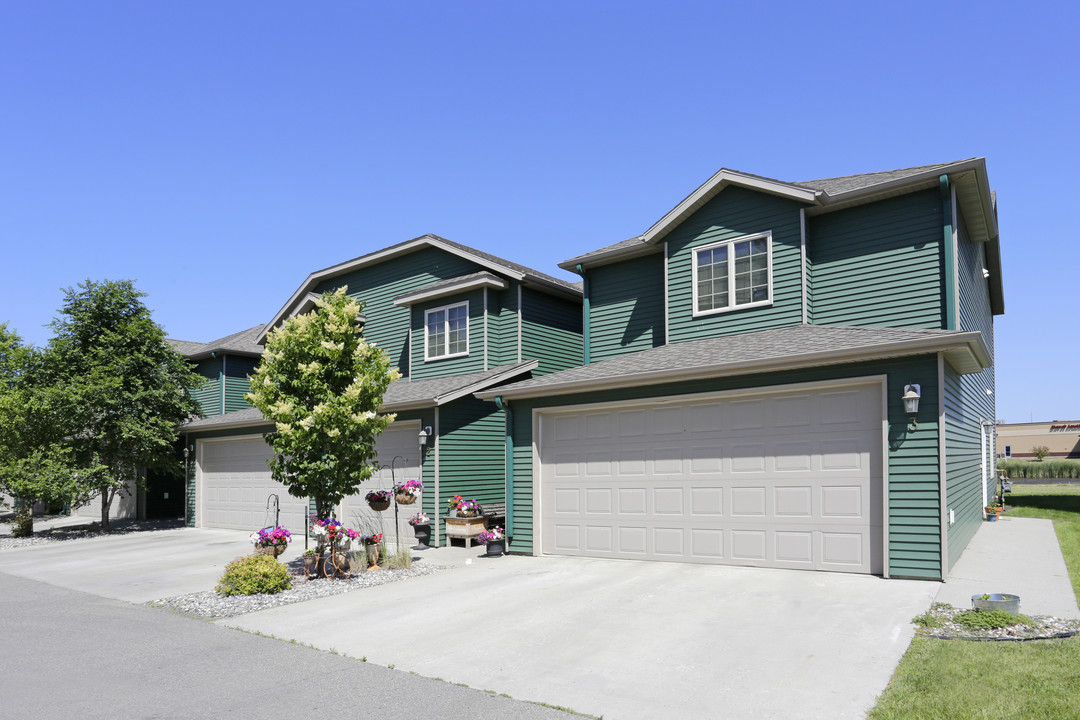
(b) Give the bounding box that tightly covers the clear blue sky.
[2,2,1077,423]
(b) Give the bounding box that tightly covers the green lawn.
[869,484,1080,720]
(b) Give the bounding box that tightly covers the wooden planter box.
[445,516,489,548]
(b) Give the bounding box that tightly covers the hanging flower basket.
[250,526,292,557]
[393,480,423,506]
[366,490,392,511]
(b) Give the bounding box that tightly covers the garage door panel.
[540,383,883,574]
[200,437,310,532]
[339,424,421,548]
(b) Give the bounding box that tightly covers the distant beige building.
[996,421,1080,459]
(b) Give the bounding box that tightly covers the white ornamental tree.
[246,288,398,519]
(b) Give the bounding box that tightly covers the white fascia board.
[435,360,539,404]
[819,159,989,215]
[640,170,820,246]
[478,333,988,401]
[393,273,509,307]
[556,240,658,272]
[384,361,540,411]
[258,235,527,343]
[184,417,272,433]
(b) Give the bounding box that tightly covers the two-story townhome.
[478,159,1003,581]
[179,234,582,547]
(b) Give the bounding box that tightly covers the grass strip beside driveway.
[869,484,1080,719]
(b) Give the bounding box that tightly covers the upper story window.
[425,301,469,360]
[692,232,773,316]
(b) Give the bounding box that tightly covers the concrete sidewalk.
[936,515,1079,618]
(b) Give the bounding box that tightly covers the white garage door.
[539,381,884,574]
[340,422,422,547]
[199,436,310,531]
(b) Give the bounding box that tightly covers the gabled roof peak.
[260,234,582,343]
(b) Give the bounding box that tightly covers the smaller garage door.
[539,381,884,574]
[339,422,422,547]
[199,437,310,531]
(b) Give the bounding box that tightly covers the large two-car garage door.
[539,381,884,574]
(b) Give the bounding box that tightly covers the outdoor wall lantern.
[903,384,921,430]
[418,426,433,448]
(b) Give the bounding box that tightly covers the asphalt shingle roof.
[169,325,265,359]
[792,160,969,195]
[166,338,207,356]
[565,160,975,266]
[183,362,536,431]
[483,324,979,397]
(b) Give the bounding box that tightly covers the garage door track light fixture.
[903,384,921,430]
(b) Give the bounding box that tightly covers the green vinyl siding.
[184,436,197,526]
[666,186,805,342]
[506,356,943,578]
[410,290,487,379]
[589,252,665,361]
[943,361,994,571]
[520,287,583,375]
[488,282,522,367]
[192,358,222,417]
[809,189,944,328]
[944,208,996,571]
[224,356,260,413]
[314,246,487,378]
[435,396,505,542]
[956,211,995,349]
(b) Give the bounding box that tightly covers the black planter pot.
[412,523,431,549]
[484,539,506,557]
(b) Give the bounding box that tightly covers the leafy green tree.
[1031,445,1050,462]
[0,324,104,536]
[246,288,398,520]
[45,280,204,529]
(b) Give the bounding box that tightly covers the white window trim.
[424,301,470,362]
[691,231,774,318]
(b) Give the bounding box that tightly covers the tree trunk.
[100,488,112,530]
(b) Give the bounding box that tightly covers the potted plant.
[249,525,292,557]
[446,494,464,518]
[366,489,392,511]
[477,525,507,557]
[302,547,318,570]
[408,512,431,548]
[394,479,424,506]
[453,497,481,518]
[363,532,384,569]
[311,516,358,548]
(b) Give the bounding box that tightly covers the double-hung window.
[425,301,469,360]
[692,232,773,316]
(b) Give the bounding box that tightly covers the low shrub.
[998,459,1080,480]
[215,554,291,596]
[912,610,946,628]
[953,608,1032,630]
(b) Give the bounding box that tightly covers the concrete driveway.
[0,526,259,601]
[227,554,938,720]
[0,529,939,719]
